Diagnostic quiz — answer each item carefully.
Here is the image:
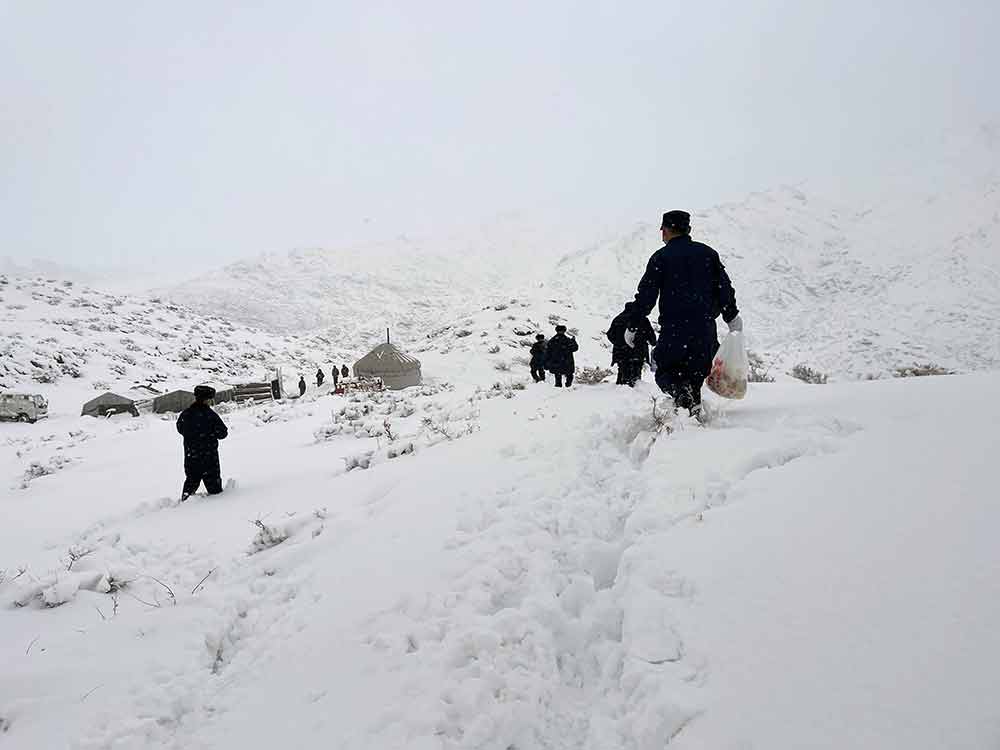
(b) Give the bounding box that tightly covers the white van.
[0,393,49,423]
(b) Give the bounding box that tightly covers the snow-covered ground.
[2,370,997,749]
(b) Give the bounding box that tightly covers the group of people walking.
[529,325,579,387]
[299,364,351,396]
[527,210,742,418]
[178,209,742,500]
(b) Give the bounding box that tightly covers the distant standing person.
[331,366,340,387]
[529,334,547,382]
[316,367,325,387]
[341,364,350,379]
[545,325,578,388]
[176,385,228,501]
[298,375,307,397]
[633,210,742,417]
[607,301,656,387]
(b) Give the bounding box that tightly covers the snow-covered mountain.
[156,125,999,380]
[553,181,1000,378]
[161,215,576,341]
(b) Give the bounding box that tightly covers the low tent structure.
[354,342,422,390]
[81,392,138,418]
[153,389,195,414]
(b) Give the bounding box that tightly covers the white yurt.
[353,335,422,390]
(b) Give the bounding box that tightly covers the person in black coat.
[316,368,325,387]
[298,376,307,397]
[331,366,339,387]
[633,210,743,414]
[544,325,579,388]
[529,334,547,382]
[607,301,657,387]
[341,364,350,379]
[176,385,229,501]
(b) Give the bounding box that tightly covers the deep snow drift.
[2,371,997,749]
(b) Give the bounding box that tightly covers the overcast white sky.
[2,0,998,269]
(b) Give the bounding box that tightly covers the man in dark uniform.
[341,364,350,379]
[298,375,307,397]
[176,385,229,501]
[316,368,325,387]
[544,324,579,388]
[633,210,743,416]
[607,301,657,387]
[529,334,547,382]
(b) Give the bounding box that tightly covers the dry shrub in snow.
[575,366,613,385]
[250,519,290,553]
[790,364,828,384]
[21,455,75,489]
[894,363,954,378]
[747,351,775,383]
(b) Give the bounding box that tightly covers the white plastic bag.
[706,331,749,399]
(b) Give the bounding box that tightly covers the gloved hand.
[624,328,636,348]
[727,315,744,333]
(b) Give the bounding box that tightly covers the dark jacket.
[544,333,578,374]
[298,378,307,395]
[607,307,657,365]
[176,403,228,462]
[529,340,547,367]
[332,368,339,384]
[634,235,739,371]
[341,366,349,378]
[316,369,325,386]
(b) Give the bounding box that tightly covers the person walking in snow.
[544,325,578,388]
[298,375,307,397]
[529,334,548,382]
[632,210,742,417]
[331,365,339,387]
[176,385,228,501]
[607,301,657,387]
[316,367,325,387]
[341,364,350,379]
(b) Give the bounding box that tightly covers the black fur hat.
[193,385,216,401]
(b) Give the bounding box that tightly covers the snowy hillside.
[552,124,1000,378]
[0,275,358,416]
[2,366,998,748]
[161,215,575,340]
[155,124,1000,380]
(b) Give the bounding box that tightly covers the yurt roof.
[354,343,421,373]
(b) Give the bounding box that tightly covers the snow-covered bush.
[250,519,289,553]
[894,363,954,377]
[21,455,75,489]
[790,364,829,384]
[344,450,375,471]
[747,351,775,383]
[575,366,613,385]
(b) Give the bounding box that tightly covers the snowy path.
[2,376,999,749]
